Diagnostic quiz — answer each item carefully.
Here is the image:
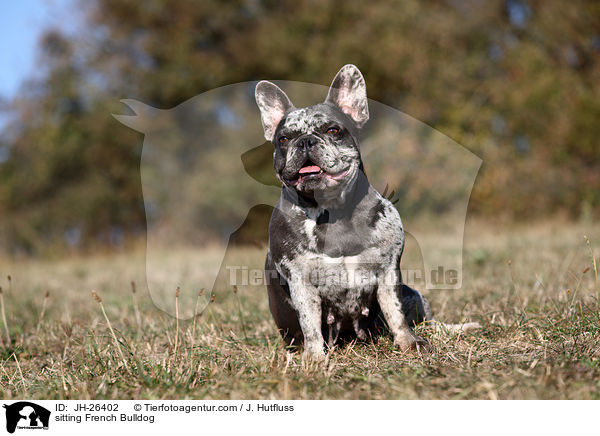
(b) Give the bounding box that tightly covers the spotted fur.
[256,65,477,360]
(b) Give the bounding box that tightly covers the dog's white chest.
[277,247,388,317]
[308,250,380,290]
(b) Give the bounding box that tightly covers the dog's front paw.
[394,330,430,353]
[302,342,326,362]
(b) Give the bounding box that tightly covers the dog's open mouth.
[284,160,352,186]
[294,159,324,183]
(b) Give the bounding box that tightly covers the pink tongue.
[299,165,321,174]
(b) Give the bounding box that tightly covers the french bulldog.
[255,65,474,359]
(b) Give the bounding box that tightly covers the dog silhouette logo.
[114,82,481,319]
[3,402,50,433]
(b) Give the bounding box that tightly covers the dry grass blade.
[207,293,218,330]
[0,286,10,345]
[584,235,599,293]
[131,281,141,328]
[91,290,128,370]
[36,291,50,334]
[191,288,212,348]
[233,285,248,341]
[11,353,27,396]
[173,287,181,363]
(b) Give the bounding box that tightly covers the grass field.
[0,218,599,399]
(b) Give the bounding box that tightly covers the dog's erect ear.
[255,81,295,142]
[325,64,369,128]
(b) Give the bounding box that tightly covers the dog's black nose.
[297,134,318,149]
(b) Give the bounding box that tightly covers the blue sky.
[0,0,73,99]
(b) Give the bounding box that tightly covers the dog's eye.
[278,136,289,144]
[327,126,340,135]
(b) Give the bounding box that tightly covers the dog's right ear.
[255,81,295,142]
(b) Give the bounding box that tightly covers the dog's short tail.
[426,319,482,334]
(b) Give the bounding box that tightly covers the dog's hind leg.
[398,283,433,327]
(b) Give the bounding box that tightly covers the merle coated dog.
[255,65,477,359]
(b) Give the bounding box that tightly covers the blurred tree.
[0,0,598,253]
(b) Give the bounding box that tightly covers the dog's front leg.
[377,269,428,351]
[289,280,325,359]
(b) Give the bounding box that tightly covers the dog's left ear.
[325,64,369,128]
